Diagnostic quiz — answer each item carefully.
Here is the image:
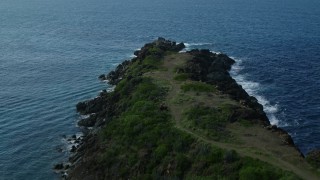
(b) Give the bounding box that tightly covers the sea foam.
[230,57,285,126]
[182,42,213,52]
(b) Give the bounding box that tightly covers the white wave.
[184,42,212,47]
[268,114,280,125]
[230,57,283,126]
[210,50,222,55]
[229,56,243,73]
[61,132,84,152]
[182,42,213,52]
[80,114,90,119]
[75,132,84,138]
[107,86,115,92]
[232,74,259,95]
[129,54,137,58]
[180,42,223,55]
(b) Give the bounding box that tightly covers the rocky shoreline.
[54,38,317,179]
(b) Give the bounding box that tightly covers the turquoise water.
[0,0,319,179]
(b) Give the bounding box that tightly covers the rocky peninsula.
[57,38,320,179]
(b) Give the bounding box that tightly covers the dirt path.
[146,53,319,180]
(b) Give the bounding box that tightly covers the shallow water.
[0,0,319,179]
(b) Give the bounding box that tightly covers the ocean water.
[0,0,319,179]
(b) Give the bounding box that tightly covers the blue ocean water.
[0,0,319,179]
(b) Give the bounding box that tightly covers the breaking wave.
[230,57,285,126]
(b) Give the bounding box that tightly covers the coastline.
[55,38,319,179]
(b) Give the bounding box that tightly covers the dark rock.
[69,152,83,164]
[133,37,185,60]
[228,108,263,123]
[75,102,87,114]
[76,96,107,115]
[266,125,277,130]
[279,132,294,145]
[306,149,320,168]
[106,60,131,85]
[95,118,107,127]
[269,125,296,147]
[61,172,68,179]
[71,145,77,153]
[108,38,185,86]
[78,114,97,127]
[54,163,64,170]
[184,49,270,125]
[175,42,185,51]
[98,74,106,80]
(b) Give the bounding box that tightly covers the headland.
[56,38,320,179]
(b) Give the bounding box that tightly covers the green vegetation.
[143,55,163,68]
[100,77,195,178]
[181,81,216,93]
[95,74,299,179]
[174,73,189,81]
[147,46,164,56]
[126,56,161,77]
[183,106,230,141]
[125,45,167,77]
[239,158,299,180]
[238,118,254,127]
[77,45,303,179]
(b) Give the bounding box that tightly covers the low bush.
[183,106,229,140]
[181,82,216,92]
[174,73,189,81]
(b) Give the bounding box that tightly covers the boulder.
[134,37,185,60]
[54,163,64,170]
[76,97,106,115]
[70,145,77,153]
[106,60,131,85]
[78,114,98,127]
[98,74,106,80]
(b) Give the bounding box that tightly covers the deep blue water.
[0,0,319,179]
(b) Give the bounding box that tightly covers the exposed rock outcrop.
[106,37,185,86]
[179,49,269,125]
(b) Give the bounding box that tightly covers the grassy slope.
[69,46,319,179]
[145,53,319,180]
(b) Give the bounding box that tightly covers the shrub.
[174,73,189,81]
[154,144,168,160]
[181,82,215,92]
